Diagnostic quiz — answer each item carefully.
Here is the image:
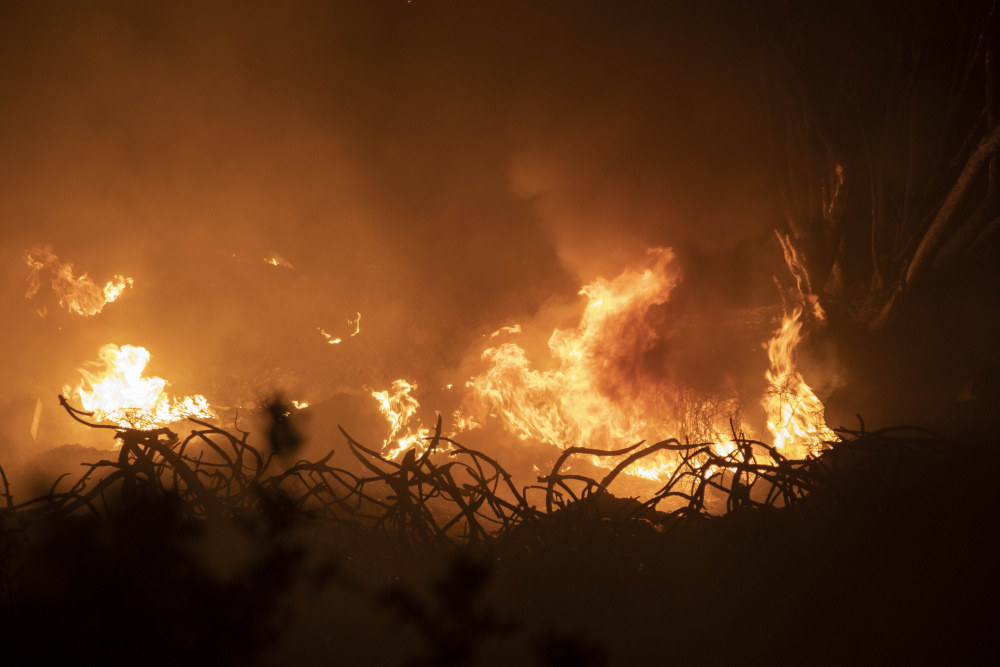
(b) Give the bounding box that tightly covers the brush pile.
[0,399,997,665]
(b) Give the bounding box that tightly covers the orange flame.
[65,344,215,430]
[467,248,714,480]
[25,246,133,316]
[264,253,293,268]
[465,247,834,481]
[372,379,431,460]
[319,312,361,345]
[763,307,835,458]
[319,328,342,345]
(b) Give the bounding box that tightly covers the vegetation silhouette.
[0,398,996,664]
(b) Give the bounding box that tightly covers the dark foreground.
[1,402,997,666]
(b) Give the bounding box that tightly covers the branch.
[905,122,1000,288]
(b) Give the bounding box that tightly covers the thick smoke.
[0,1,785,458]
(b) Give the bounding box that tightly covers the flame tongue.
[468,248,685,476]
[763,307,835,458]
[25,246,133,316]
[68,344,215,430]
[372,379,430,459]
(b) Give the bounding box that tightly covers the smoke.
[0,1,785,448]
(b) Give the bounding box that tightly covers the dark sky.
[0,0,782,413]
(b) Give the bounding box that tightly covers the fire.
[264,253,293,268]
[465,247,834,481]
[467,248,698,479]
[319,328,342,345]
[372,379,431,459]
[763,307,836,458]
[25,246,133,316]
[319,312,362,345]
[65,344,215,430]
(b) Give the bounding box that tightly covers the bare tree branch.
[904,122,1000,287]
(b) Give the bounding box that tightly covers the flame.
[65,344,215,430]
[467,248,704,480]
[25,246,133,316]
[264,253,293,268]
[319,328,342,344]
[372,379,431,459]
[319,312,361,345]
[763,307,835,458]
[465,247,834,481]
[450,408,481,434]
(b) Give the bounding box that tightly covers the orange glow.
[65,344,215,430]
[25,246,133,316]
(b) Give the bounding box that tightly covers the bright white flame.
[65,344,215,430]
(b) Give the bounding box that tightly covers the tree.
[757,0,1000,427]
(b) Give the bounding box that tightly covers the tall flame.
[25,246,133,316]
[372,379,430,459]
[467,248,713,479]
[763,307,836,458]
[65,344,215,430]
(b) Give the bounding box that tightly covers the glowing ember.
[763,307,836,458]
[25,246,133,316]
[65,344,215,430]
[372,379,430,459]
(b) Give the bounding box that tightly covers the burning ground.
[2,1,1000,664]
